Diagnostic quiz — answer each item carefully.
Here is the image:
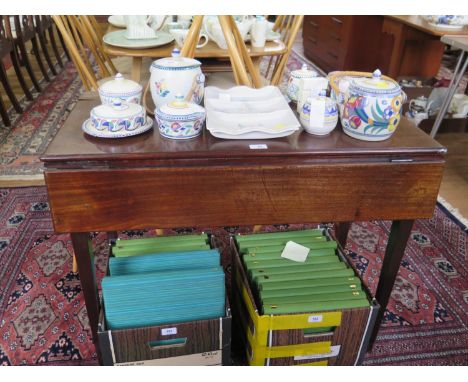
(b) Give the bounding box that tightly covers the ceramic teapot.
[287,64,318,102]
[329,69,406,141]
[150,49,205,108]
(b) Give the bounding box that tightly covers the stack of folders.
[102,234,225,330]
[236,229,370,315]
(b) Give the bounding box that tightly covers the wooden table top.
[42,98,446,166]
[386,16,468,37]
[103,25,287,59]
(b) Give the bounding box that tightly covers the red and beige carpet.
[0,186,467,365]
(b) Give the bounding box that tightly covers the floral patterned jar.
[300,94,338,136]
[150,48,205,108]
[155,94,205,139]
[331,69,406,142]
[287,64,318,102]
[89,100,147,135]
[98,73,143,105]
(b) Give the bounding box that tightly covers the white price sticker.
[308,315,323,323]
[161,327,177,336]
[249,144,268,150]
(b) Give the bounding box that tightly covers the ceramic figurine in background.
[329,69,406,141]
[170,29,208,49]
[150,49,205,108]
[296,76,329,113]
[203,16,252,49]
[300,92,338,136]
[98,73,143,105]
[149,15,169,31]
[177,15,193,29]
[124,16,157,40]
[287,64,318,103]
[155,94,206,139]
[251,15,267,48]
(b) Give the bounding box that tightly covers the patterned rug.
[0,60,81,185]
[0,187,466,365]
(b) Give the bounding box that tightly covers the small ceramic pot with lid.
[287,64,318,102]
[98,73,143,105]
[155,94,205,139]
[300,93,338,136]
[329,69,406,141]
[150,49,205,108]
[83,100,152,138]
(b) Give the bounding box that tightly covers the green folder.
[115,234,208,247]
[262,290,366,306]
[244,240,337,255]
[244,256,341,271]
[113,243,211,257]
[235,229,324,242]
[258,276,362,291]
[238,237,327,252]
[255,268,356,284]
[260,284,363,301]
[262,298,370,315]
[242,248,336,261]
[250,262,347,280]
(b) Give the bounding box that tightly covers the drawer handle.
[330,33,341,42]
[327,51,339,60]
[306,36,317,44]
[309,20,318,28]
[331,17,343,25]
[148,337,187,350]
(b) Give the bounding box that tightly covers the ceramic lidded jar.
[339,69,405,141]
[287,64,318,102]
[98,73,143,105]
[150,48,205,108]
[300,94,338,136]
[89,100,148,136]
[155,94,205,139]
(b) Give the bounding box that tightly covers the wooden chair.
[264,15,303,85]
[34,15,63,73]
[52,15,117,92]
[0,17,31,126]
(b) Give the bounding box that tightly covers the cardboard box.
[230,229,379,366]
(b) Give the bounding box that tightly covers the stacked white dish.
[204,86,300,140]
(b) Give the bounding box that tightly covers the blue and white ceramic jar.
[98,73,143,105]
[287,64,318,102]
[330,69,406,142]
[155,94,205,139]
[89,100,148,136]
[150,49,205,108]
[300,95,338,136]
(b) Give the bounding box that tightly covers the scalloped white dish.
[204,86,300,139]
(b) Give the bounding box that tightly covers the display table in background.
[41,98,446,361]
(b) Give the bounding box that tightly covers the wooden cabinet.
[303,16,385,74]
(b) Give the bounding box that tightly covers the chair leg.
[16,40,41,92]
[31,36,51,82]
[56,24,71,61]
[37,27,58,75]
[0,63,23,114]
[10,49,33,101]
[48,24,64,68]
[0,94,11,126]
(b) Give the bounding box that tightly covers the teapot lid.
[99,73,142,96]
[156,94,205,121]
[350,69,401,96]
[291,64,318,79]
[151,49,202,71]
[91,100,144,119]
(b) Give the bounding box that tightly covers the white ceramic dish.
[103,30,174,49]
[427,22,465,30]
[108,15,126,28]
[204,86,300,140]
[82,117,153,139]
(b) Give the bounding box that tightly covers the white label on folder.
[308,315,323,323]
[249,144,268,150]
[294,345,341,361]
[281,241,310,262]
[161,327,177,336]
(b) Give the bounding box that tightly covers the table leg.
[131,57,142,83]
[70,232,100,344]
[369,219,414,347]
[334,222,351,249]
